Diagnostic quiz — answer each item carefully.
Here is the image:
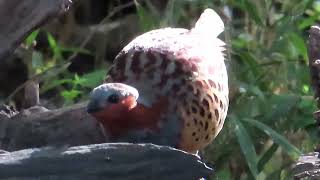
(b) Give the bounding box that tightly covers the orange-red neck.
[92,98,168,138]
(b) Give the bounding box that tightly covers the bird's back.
[106,9,229,152]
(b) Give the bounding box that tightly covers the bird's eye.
[107,94,120,104]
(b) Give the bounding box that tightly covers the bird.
[87,8,229,153]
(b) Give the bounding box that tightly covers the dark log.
[292,152,320,179]
[308,25,320,101]
[294,25,320,180]
[0,103,105,151]
[0,143,213,180]
[308,25,320,139]
[0,0,72,61]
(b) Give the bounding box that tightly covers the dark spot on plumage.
[196,89,200,96]
[207,112,212,119]
[171,84,180,92]
[106,72,114,82]
[199,121,203,127]
[203,80,210,89]
[202,99,209,109]
[200,107,205,117]
[195,138,199,141]
[208,79,216,88]
[214,109,219,119]
[193,118,198,125]
[214,94,219,103]
[159,53,168,71]
[186,71,194,78]
[176,90,184,98]
[171,61,184,77]
[181,97,187,107]
[198,128,200,132]
[205,135,209,140]
[186,109,191,115]
[187,85,193,92]
[192,99,198,105]
[145,51,156,68]
[192,132,196,136]
[220,100,223,108]
[131,51,142,74]
[158,74,170,88]
[207,95,214,103]
[186,123,190,127]
[212,127,215,132]
[115,53,126,73]
[146,69,154,80]
[181,78,186,85]
[113,73,127,82]
[191,106,197,113]
[205,122,208,130]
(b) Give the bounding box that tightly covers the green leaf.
[73,74,86,85]
[298,15,318,30]
[314,1,320,12]
[302,84,309,94]
[240,0,264,26]
[25,30,39,47]
[242,118,301,158]
[47,32,62,60]
[237,52,262,78]
[264,94,300,121]
[287,32,308,61]
[80,70,106,88]
[216,169,232,180]
[232,33,254,49]
[40,78,73,94]
[257,143,279,172]
[47,32,58,49]
[61,89,82,101]
[232,117,259,177]
[134,0,157,31]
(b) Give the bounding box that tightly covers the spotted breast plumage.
[87,8,229,153]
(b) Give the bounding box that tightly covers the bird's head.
[87,83,139,122]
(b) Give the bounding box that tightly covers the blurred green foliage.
[21,0,319,179]
[23,30,105,106]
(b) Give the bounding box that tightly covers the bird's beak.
[87,99,101,113]
[120,95,137,110]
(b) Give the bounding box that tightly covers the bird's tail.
[192,8,224,38]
